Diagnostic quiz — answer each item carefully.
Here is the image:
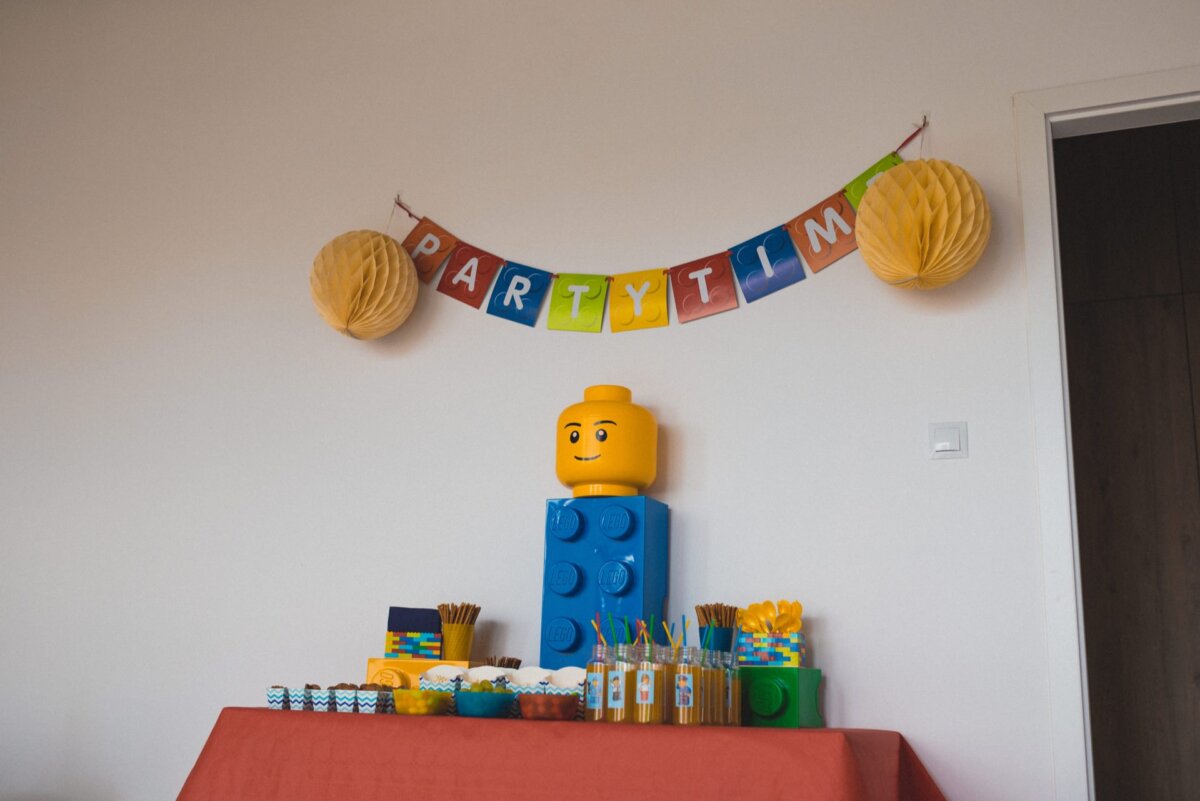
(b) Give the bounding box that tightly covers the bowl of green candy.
[454,681,516,718]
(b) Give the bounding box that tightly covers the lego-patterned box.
[736,631,806,667]
[385,631,442,659]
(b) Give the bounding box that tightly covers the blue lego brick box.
[539,495,669,669]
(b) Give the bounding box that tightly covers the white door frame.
[1015,64,1200,801]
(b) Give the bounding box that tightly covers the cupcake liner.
[309,689,333,712]
[287,687,307,711]
[355,689,379,714]
[266,687,286,710]
[333,688,357,713]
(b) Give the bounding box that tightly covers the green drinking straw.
[624,616,631,645]
[648,614,656,647]
[607,612,618,648]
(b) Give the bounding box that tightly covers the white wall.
[2,2,1198,799]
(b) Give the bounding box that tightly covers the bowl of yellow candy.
[391,689,452,716]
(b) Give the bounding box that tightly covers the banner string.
[392,116,931,283]
[894,115,929,155]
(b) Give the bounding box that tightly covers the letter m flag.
[786,192,858,274]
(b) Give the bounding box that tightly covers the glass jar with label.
[584,644,610,722]
[632,643,665,724]
[605,643,634,723]
[672,646,701,726]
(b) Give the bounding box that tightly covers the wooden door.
[1056,120,1200,801]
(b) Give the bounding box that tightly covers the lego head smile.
[556,386,657,497]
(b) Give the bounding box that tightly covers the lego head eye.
[595,429,607,442]
[569,430,580,443]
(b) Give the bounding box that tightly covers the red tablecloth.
[178,708,945,801]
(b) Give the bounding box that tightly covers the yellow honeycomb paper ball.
[310,230,419,339]
[855,159,991,290]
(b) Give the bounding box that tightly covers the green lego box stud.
[741,666,823,728]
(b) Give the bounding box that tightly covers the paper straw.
[648,614,656,647]
[662,620,675,650]
[608,612,618,647]
[624,616,631,645]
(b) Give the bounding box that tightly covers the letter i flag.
[486,262,553,327]
[843,152,904,210]
[668,253,739,323]
[729,227,806,303]
[610,268,669,332]
[787,191,858,273]
[400,218,459,283]
[547,273,609,332]
[437,243,504,308]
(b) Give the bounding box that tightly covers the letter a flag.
[486,262,552,327]
[843,153,904,210]
[786,192,858,273]
[437,243,504,308]
[547,273,609,332]
[401,218,460,283]
[668,253,739,323]
[729,227,805,303]
[610,268,669,332]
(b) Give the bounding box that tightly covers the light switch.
[930,422,968,459]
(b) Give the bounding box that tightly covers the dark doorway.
[1055,119,1200,800]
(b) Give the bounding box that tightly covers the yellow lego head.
[556,385,657,497]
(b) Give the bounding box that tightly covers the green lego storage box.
[741,666,823,728]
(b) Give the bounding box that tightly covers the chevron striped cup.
[333,689,357,713]
[309,688,333,712]
[266,686,286,710]
[287,687,307,711]
[355,689,380,714]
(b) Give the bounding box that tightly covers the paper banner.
[401,218,459,283]
[486,262,552,327]
[436,243,504,308]
[610,268,669,332]
[668,253,739,323]
[729,227,806,303]
[547,273,608,332]
[843,153,904,210]
[786,192,857,273]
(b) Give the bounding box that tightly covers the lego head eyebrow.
[593,420,617,425]
[563,422,581,428]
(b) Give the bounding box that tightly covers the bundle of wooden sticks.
[437,602,481,626]
[694,602,738,628]
[484,655,522,669]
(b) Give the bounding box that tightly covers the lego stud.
[556,385,658,498]
[546,617,581,652]
[548,507,583,540]
[546,561,582,596]
[597,560,632,595]
[749,678,789,718]
[599,506,634,539]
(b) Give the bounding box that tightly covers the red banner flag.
[401,218,459,283]
[668,253,739,323]
[786,192,858,273]
[436,243,504,308]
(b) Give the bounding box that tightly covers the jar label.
[635,669,655,705]
[607,670,625,708]
[675,672,694,708]
[586,671,604,709]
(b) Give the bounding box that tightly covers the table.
[177,708,945,801]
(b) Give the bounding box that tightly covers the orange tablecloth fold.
[177,707,944,801]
